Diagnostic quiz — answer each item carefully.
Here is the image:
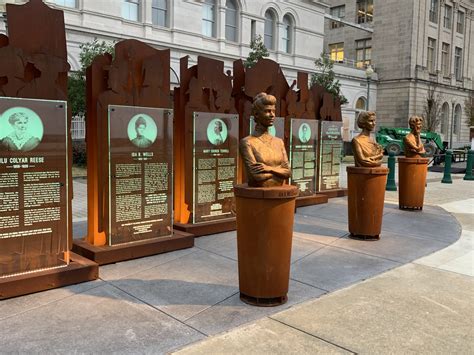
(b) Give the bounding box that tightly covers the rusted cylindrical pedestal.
[234,184,299,307]
[398,157,429,210]
[347,166,389,240]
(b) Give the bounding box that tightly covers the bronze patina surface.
[240,93,291,187]
[352,111,384,167]
[404,115,426,158]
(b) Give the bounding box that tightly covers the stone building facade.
[324,0,474,147]
[0,0,374,132]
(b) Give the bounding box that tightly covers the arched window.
[440,102,449,135]
[356,97,367,110]
[225,0,238,42]
[202,0,216,37]
[282,14,294,54]
[152,0,167,27]
[264,9,276,50]
[453,104,462,135]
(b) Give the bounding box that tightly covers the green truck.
[376,126,445,157]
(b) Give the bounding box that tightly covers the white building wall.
[1,0,376,117]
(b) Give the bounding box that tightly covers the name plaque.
[289,119,318,196]
[193,112,238,224]
[319,121,343,191]
[0,97,69,277]
[108,105,173,246]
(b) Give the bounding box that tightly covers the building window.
[356,39,371,68]
[250,20,256,41]
[202,0,216,37]
[122,0,140,21]
[264,9,276,50]
[441,102,449,135]
[457,11,465,34]
[429,0,438,23]
[454,47,463,81]
[356,0,373,24]
[444,4,452,29]
[330,5,345,29]
[225,0,238,42]
[453,104,461,135]
[329,42,344,63]
[53,0,76,7]
[356,97,366,110]
[441,43,450,76]
[427,38,436,72]
[152,0,167,27]
[282,15,293,54]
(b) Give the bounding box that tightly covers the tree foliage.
[243,35,269,68]
[422,84,443,132]
[310,53,348,105]
[465,92,474,127]
[68,39,115,117]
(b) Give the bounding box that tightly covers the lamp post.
[449,100,455,149]
[365,65,374,111]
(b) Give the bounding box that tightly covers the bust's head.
[357,111,376,131]
[408,115,423,133]
[252,92,276,127]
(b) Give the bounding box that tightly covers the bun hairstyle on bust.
[135,116,147,128]
[8,112,28,125]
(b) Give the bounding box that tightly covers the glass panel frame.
[289,119,318,197]
[192,112,239,224]
[319,121,343,191]
[108,105,173,246]
[0,97,69,278]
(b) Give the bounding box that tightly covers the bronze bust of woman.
[404,115,426,158]
[240,93,291,187]
[352,111,384,167]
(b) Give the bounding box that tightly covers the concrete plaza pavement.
[0,167,473,354]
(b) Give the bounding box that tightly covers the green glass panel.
[193,112,238,224]
[0,97,69,277]
[108,105,173,246]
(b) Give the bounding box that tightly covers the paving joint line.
[107,282,209,337]
[183,291,240,323]
[268,317,357,354]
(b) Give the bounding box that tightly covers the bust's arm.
[240,139,272,182]
[404,134,425,154]
[352,137,383,167]
[271,140,291,179]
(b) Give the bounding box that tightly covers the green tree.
[465,92,474,127]
[310,53,348,105]
[243,35,269,68]
[68,39,115,117]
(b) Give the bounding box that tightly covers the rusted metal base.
[174,218,236,237]
[399,205,423,211]
[320,188,348,198]
[72,230,194,265]
[240,293,288,307]
[0,253,98,300]
[295,194,328,208]
[349,233,380,241]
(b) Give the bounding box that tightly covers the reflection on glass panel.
[289,119,319,196]
[108,105,173,246]
[0,97,69,277]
